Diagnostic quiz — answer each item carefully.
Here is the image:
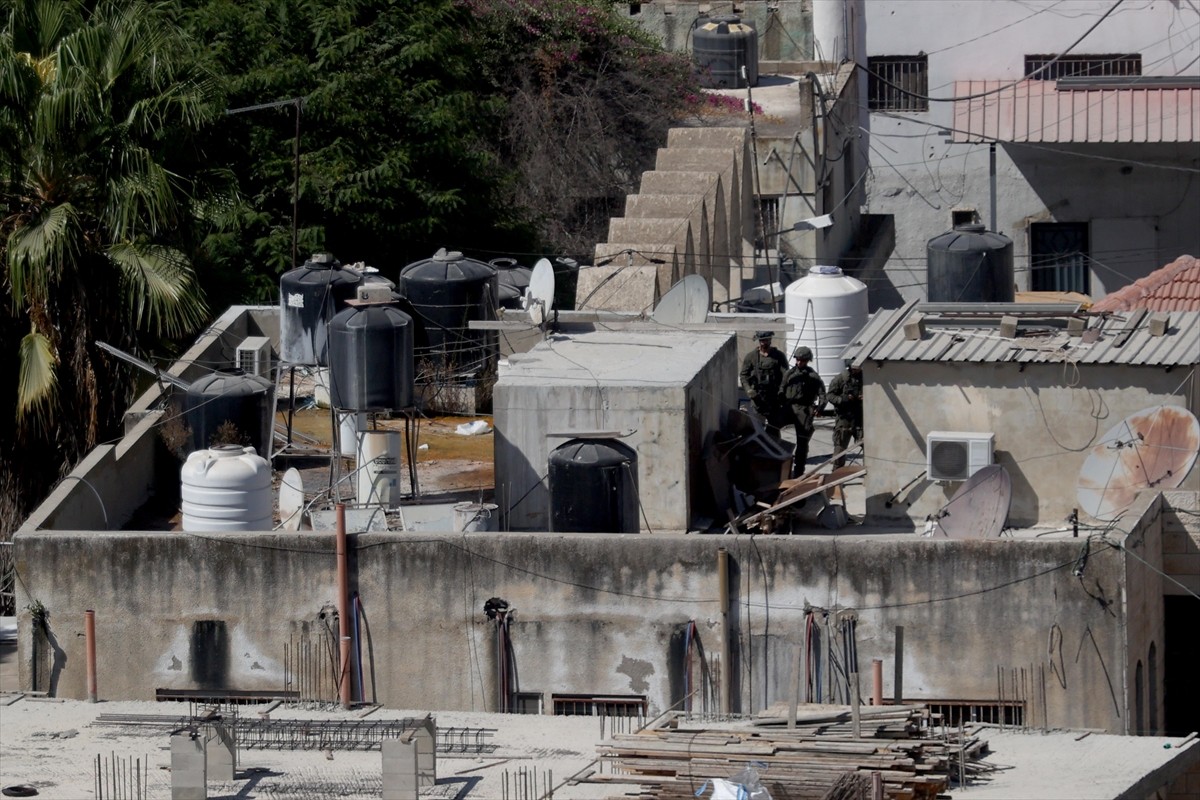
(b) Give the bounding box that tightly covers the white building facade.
[834,0,1200,306]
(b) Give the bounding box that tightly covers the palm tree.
[0,0,219,532]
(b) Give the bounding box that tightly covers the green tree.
[0,0,220,532]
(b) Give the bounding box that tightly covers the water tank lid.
[432,247,464,262]
[189,369,272,394]
[812,265,844,276]
[955,223,986,233]
[208,444,250,458]
[304,252,342,270]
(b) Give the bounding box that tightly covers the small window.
[552,693,646,717]
[951,209,978,228]
[1025,53,1141,80]
[926,699,1025,728]
[514,692,543,715]
[1030,222,1090,293]
[868,55,928,112]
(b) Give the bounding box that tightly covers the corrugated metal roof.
[951,80,1200,143]
[843,304,1200,367]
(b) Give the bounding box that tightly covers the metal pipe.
[718,547,731,714]
[850,671,860,738]
[872,657,883,706]
[336,504,352,708]
[894,626,904,705]
[85,609,98,702]
[989,143,997,233]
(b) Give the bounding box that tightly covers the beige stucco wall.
[861,360,1199,528]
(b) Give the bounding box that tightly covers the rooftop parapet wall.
[14,526,1149,734]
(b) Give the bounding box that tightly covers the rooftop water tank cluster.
[399,248,498,375]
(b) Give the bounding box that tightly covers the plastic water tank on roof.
[399,248,497,374]
[181,445,272,531]
[784,266,869,386]
[693,15,759,89]
[184,369,274,456]
[327,303,415,412]
[926,224,1014,303]
[279,253,362,365]
[549,438,639,534]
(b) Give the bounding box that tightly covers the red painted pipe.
[85,609,97,703]
[872,658,883,707]
[336,504,352,709]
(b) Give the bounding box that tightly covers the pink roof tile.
[1091,255,1200,312]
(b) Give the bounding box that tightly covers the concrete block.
[999,315,1018,338]
[382,738,420,800]
[574,264,657,313]
[903,313,926,341]
[655,148,741,256]
[411,717,437,787]
[624,194,713,287]
[205,722,236,782]
[1148,312,1168,336]
[171,733,207,800]
[1067,317,1085,337]
[637,170,738,295]
[607,217,696,289]
[664,128,752,237]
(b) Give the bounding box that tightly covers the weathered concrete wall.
[1122,491,1167,736]
[862,360,1200,527]
[1163,491,1200,597]
[14,525,1153,734]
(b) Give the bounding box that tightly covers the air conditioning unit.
[235,336,273,380]
[926,431,994,481]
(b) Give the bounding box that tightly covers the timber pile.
[591,707,988,800]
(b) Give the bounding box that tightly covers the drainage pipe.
[872,658,883,706]
[718,547,731,714]
[336,504,352,708]
[85,609,97,703]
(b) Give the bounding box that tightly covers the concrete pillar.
[382,738,420,800]
[413,717,437,788]
[171,732,207,800]
[205,722,236,782]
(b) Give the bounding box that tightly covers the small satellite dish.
[1077,405,1200,521]
[523,258,556,326]
[279,468,306,531]
[931,464,1011,539]
[651,275,710,325]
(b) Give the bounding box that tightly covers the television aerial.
[523,258,556,328]
[1076,405,1199,521]
[651,274,710,325]
[926,464,1011,539]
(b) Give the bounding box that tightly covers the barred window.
[868,55,928,112]
[1025,53,1141,80]
[552,693,646,718]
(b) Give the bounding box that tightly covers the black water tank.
[549,439,639,533]
[490,258,533,310]
[327,304,415,411]
[184,370,274,455]
[279,253,363,365]
[399,249,497,374]
[927,224,1015,303]
[693,15,759,89]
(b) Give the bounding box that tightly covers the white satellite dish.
[651,274,710,325]
[931,464,1012,539]
[1076,405,1199,521]
[523,258,556,326]
[279,467,306,531]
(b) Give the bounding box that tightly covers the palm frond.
[6,202,80,308]
[107,241,208,337]
[17,329,58,425]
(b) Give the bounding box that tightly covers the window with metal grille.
[551,693,646,717]
[1030,222,1090,294]
[755,196,780,250]
[926,699,1026,727]
[1025,54,1141,80]
[867,56,928,112]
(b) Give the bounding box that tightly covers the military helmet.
[754,330,774,341]
[793,346,813,360]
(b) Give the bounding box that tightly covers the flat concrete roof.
[499,330,733,387]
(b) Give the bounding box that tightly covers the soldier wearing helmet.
[780,345,825,478]
[739,331,788,430]
[826,358,864,467]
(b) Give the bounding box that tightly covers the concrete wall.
[1163,490,1200,598]
[860,0,1200,305]
[861,359,1200,528]
[1123,491,1167,736]
[493,332,738,532]
[14,521,1158,734]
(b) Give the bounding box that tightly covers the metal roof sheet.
[844,305,1200,367]
[951,80,1200,143]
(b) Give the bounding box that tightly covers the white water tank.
[357,431,402,509]
[181,445,272,531]
[784,265,868,385]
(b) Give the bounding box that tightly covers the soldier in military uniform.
[739,330,788,430]
[780,346,825,478]
[826,360,864,467]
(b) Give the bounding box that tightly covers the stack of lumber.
[591,707,987,800]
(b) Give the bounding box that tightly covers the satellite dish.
[651,275,710,325]
[1077,405,1199,521]
[279,467,306,531]
[523,258,556,326]
[931,464,1011,539]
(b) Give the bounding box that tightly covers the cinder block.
[171,733,207,800]
[1148,312,1169,336]
[1067,317,1085,337]
[205,723,236,782]
[382,738,419,800]
[413,718,436,787]
[999,315,1018,338]
[903,313,926,341]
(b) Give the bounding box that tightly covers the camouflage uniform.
[739,333,788,429]
[780,348,825,478]
[826,365,863,467]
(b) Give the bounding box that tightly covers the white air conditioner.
[926,431,994,481]
[236,336,273,380]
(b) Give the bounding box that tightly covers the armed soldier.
[779,346,825,478]
[739,331,788,431]
[826,360,864,467]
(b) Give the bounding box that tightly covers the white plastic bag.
[695,765,772,800]
[455,420,492,436]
